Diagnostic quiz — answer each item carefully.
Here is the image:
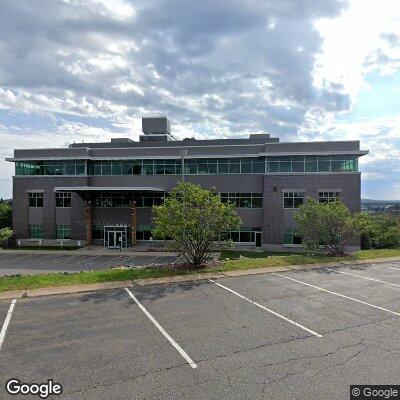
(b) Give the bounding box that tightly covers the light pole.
[179,149,187,182]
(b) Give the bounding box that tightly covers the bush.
[0,227,13,248]
[294,198,360,256]
[357,213,400,249]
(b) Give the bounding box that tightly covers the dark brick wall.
[12,172,362,246]
[263,173,361,245]
[13,176,89,240]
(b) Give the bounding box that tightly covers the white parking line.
[125,288,197,369]
[326,268,400,288]
[0,299,17,350]
[372,263,400,272]
[273,273,400,317]
[209,279,323,338]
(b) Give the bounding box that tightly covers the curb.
[1,255,400,300]
[0,280,134,300]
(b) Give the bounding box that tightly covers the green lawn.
[1,248,400,293]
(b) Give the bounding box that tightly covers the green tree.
[357,212,400,249]
[0,227,13,248]
[153,182,242,267]
[294,198,360,256]
[0,202,12,229]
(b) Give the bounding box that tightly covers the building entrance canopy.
[52,187,165,247]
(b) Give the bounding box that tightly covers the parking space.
[0,253,182,275]
[2,261,400,399]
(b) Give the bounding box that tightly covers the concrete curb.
[0,280,134,300]
[1,255,400,300]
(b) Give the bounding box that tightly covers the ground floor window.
[92,225,104,240]
[56,225,71,239]
[283,228,302,245]
[29,224,43,239]
[222,227,262,243]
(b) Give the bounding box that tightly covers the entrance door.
[107,231,123,250]
[255,232,262,247]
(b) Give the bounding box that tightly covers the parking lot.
[2,261,400,399]
[0,253,182,276]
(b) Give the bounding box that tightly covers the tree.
[152,182,242,267]
[357,212,400,249]
[0,202,12,229]
[0,227,13,248]
[294,198,360,256]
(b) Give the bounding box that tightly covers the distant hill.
[362,199,400,205]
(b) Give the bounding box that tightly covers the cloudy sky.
[0,0,399,199]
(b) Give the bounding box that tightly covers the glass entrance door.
[104,225,131,249]
[107,230,123,250]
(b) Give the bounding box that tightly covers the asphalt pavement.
[0,252,182,276]
[1,261,400,399]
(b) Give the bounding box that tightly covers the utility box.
[140,117,174,142]
[142,117,171,135]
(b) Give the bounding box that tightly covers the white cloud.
[0,0,400,198]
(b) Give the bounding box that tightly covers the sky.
[0,0,400,199]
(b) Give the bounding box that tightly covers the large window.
[56,225,71,239]
[56,192,71,207]
[267,155,358,173]
[29,224,43,239]
[16,161,86,176]
[318,192,340,203]
[139,194,166,207]
[93,192,131,208]
[92,192,166,208]
[283,192,304,209]
[87,157,265,176]
[29,192,43,207]
[220,193,263,208]
[221,227,262,243]
[283,229,302,245]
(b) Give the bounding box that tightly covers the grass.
[1,248,400,293]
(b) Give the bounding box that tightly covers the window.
[56,225,71,239]
[84,158,266,176]
[318,192,340,203]
[56,192,71,207]
[222,227,262,243]
[92,225,104,240]
[16,161,86,175]
[220,193,263,208]
[29,192,43,207]
[267,155,358,173]
[139,194,166,207]
[283,192,304,208]
[93,192,130,208]
[29,224,43,239]
[283,228,302,245]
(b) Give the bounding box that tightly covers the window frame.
[56,192,71,208]
[283,191,304,209]
[28,192,43,208]
[283,228,303,245]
